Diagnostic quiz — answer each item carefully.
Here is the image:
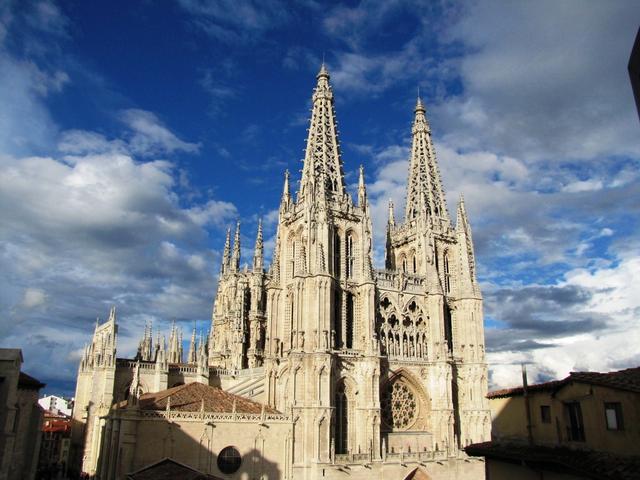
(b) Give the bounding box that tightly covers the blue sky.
[1,0,639,395]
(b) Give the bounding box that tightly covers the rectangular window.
[564,402,585,442]
[540,405,551,423]
[605,402,624,431]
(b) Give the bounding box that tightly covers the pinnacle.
[317,61,329,79]
[415,95,425,113]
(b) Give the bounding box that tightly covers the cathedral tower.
[381,96,489,450]
[264,64,381,465]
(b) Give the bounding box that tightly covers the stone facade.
[0,349,45,480]
[71,65,491,479]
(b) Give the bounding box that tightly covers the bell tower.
[264,64,381,464]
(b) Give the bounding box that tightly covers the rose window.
[381,381,417,430]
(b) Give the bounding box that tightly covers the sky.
[1,0,639,396]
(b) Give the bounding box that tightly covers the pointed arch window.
[333,231,341,278]
[346,232,355,279]
[412,254,417,274]
[345,292,354,349]
[443,252,451,294]
[333,289,342,348]
[335,382,348,454]
[290,240,297,278]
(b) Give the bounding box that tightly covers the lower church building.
[71,65,491,479]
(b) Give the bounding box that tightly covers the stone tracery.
[381,378,418,430]
[378,297,429,360]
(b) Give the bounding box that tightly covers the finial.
[317,61,329,79]
[415,95,425,113]
[358,165,367,207]
[388,199,396,226]
[282,169,291,197]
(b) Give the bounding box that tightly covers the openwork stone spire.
[299,63,346,202]
[220,227,231,274]
[404,96,450,226]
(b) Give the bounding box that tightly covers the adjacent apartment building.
[467,366,640,479]
[0,349,45,480]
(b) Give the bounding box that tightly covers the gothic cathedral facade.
[72,65,490,479]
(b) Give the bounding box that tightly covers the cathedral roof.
[125,382,279,414]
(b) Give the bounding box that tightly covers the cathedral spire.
[220,227,231,275]
[456,194,479,293]
[231,221,241,272]
[253,219,264,272]
[404,95,450,227]
[299,63,346,202]
[387,199,396,227]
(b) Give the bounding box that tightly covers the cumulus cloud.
[0,125,234,392]
[21,288,47,309]
[436,0,640,161]
[487,252,640,389]
[120,109,201,156]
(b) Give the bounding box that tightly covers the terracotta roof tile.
[466,442,640,480]
[569,367,640,393]
[488,379,566,398]
[488,366,640,398]
[124,382,279,414]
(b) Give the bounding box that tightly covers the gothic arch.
[402,296,422,315]
[333,376,356,455]
[122,379,148,401]
[381,369,431,432]
[409,248,417,274]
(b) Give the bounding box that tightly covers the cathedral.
[71,65,490,480]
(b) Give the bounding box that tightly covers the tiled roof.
[18,371,45,390]
[466,442,640,480]
[487,366,640,398]
[569,367,640,393]
[126,382,279,414]
[42,418,71,434]
[43,410,70,419]
[488,379,567,398]
[127,458,222,480]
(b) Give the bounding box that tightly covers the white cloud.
[177,0,291,44]
[487,250,640,389]
[186,200,238,228]
[120,109,201,156]
[437,0,640,161]
[0,129,234,386]
[21,288,46,309]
